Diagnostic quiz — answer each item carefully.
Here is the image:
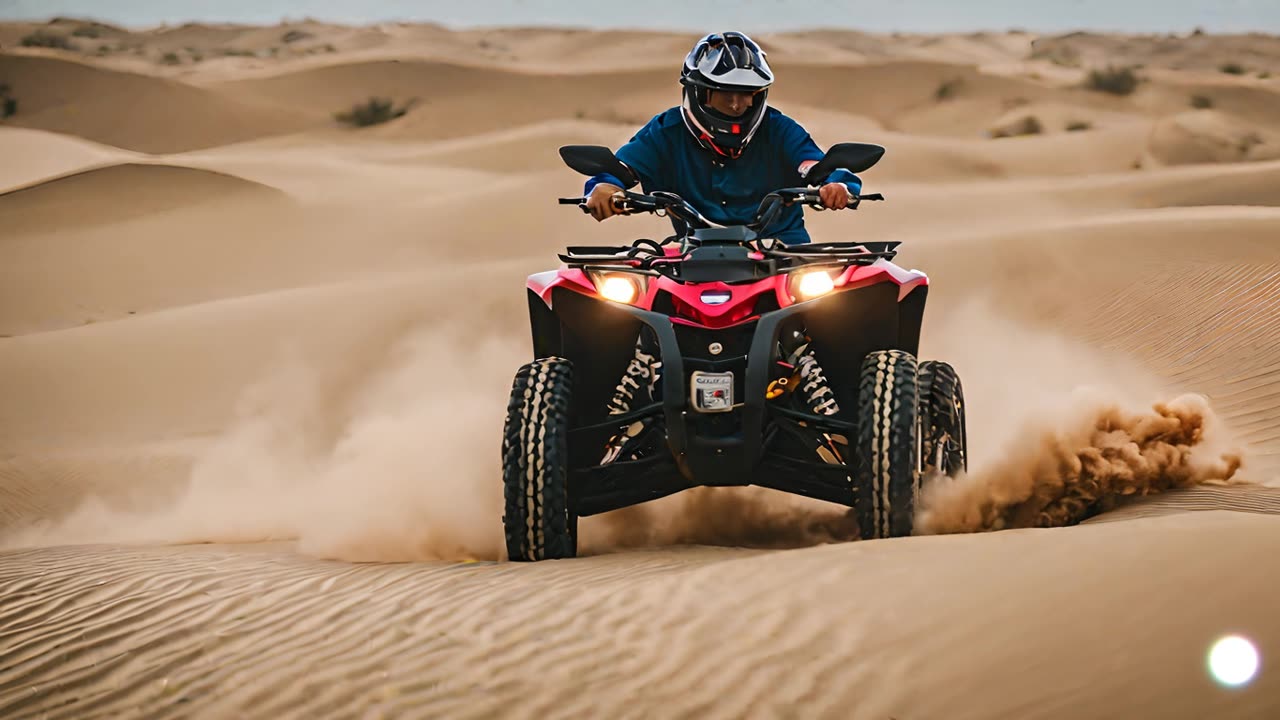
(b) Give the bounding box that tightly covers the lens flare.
[598,275,638,304]
[1208,635,1260,687]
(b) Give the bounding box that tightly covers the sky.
[0,0,1277,34]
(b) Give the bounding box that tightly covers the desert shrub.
[1190,94,1213,109]
[282,29,313,43]
[71,25,101,38]
[159,52,181,65]
[21,31,77,50]
[992,115,1043,138]
[1259,71,1271,79]
[335,97,417,127]
[1086,65,1139,95]
[1065,120,1092,132]
[1220,62,1247,75]
[0,83,15,119]
[935,78,963,101]
[1238,132,1265,156]
[1029,41,1081,68]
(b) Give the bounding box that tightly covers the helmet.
[679,32,774,159]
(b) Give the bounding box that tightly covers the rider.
[583,31,862,245]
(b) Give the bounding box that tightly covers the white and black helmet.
[679,32,774,159]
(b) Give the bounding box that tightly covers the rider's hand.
[819,182,852,210]
[585,183,625,222]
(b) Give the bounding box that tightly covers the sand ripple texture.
[2,488,1280,720]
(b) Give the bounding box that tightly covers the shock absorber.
[601,331,662,464]
[775,330,845,465]
[606,332,661,415]
[777,329,840,417]
[796,352,840,416]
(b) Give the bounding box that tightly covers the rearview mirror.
[802,143,885,185]
[558,145,640,189]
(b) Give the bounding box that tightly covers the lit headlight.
[587,270,647,305]
[789,269,837,301]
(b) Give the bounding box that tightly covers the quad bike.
[501,142,967,561]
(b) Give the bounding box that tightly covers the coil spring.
[797,351,840,416]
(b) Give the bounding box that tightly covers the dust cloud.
[0,299,1250,558]
[0,325,518,562]
[916,393,1244,534]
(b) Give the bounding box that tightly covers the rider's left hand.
[819,183,852,210]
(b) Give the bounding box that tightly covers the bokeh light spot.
[1208,635,1259,687]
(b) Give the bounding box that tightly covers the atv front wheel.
[501,357,578,561]
[918,360,968,481]
[854,349,920,540]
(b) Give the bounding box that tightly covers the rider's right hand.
[585,183,625,222]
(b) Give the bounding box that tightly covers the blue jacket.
[585,106,861,245]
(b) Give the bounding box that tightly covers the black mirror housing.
[802,143,885,185]
[558,145,641,189]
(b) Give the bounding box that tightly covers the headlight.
[790,269,837,301]
[587,270,647,305]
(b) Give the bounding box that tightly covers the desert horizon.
[1,13,1278,719]
[3,0,1280,33]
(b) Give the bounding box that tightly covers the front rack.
[558,238,902,273]
[758,240,900,263]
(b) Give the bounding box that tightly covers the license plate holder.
[691,371,734,413]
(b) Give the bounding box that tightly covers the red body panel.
[527,258,928,329]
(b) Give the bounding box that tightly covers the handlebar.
[559,188,884,231]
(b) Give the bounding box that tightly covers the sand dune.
[1030,31,1280,75]
[1,20,1278,719]
[216,59,679,141]
[0,161,294,332]
[1147,109,1280,166]
[1140,76,1280,128]
[0,126,139,191]
[0,162,284,233]
[0,54,314,152]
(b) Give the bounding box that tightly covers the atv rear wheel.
[502,357,578,561]
[918,360,968,481]
[854,349,921,540]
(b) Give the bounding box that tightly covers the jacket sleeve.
[582,114,666,196]
[777,113,863,195]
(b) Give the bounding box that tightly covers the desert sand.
[2,17,1279,719]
